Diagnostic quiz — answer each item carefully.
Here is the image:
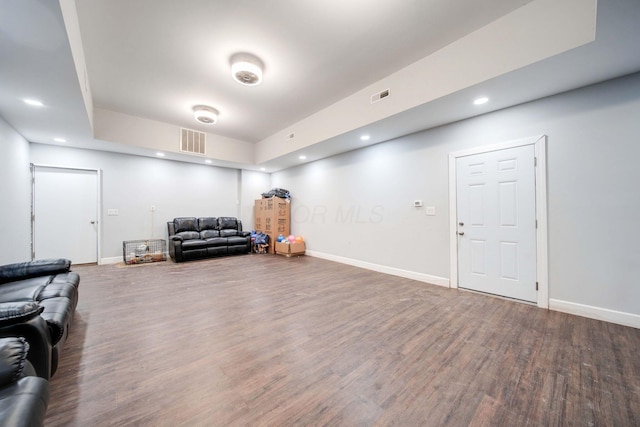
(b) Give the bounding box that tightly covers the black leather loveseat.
[0,259,79,379]
[168,217,251,262]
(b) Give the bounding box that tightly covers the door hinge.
[536,219,538,228]
[534,157,537,166]
[536,282,539,291]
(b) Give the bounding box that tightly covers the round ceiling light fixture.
[193,105,218,124]
[230,53,263,86]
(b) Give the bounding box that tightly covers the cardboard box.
[254,197,290,253]
[275,241,305,257]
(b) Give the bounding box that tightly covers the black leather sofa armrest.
[0,337,29,386]
[0,302,51,379]
[0,259,71,284]
[239,231,251,237]
[169,235,183,242]
[0,302,44,328]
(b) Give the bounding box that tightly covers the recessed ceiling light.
[193,105,218,124]
[24,99,44,107]
[299,155,307,160]
[53,137,66,143]
[473,97,489,105]
[360,135,370,141]
[230,53,263,86]
[205,159,213,164]
[156,152,165,157]
[260,167,266,171]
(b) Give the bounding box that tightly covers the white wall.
[0,117,32,263]
[239,170,271,231]
[29,145,242,262]
[272,72,640,320]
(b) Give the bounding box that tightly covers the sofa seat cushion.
[205,237,227,247]
[36,282,77,301]
[219,229,238,237]
[200,229,220,239]
[0,278,50,303]
[50,272,80,289]
[176,231,200,240]
[181,239,208,250]
[227,236,249,246]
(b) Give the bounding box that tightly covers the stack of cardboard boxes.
[254,197,290,253]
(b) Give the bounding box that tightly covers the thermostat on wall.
[414,200,423,207]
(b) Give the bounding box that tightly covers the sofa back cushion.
[174,217,198,233]
[200,229,220,239]
[219,229,238,237]
[198,217,217,231]
[218,217,238,230]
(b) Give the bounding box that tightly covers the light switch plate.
[425,206,436,216]
[107,209,119,216]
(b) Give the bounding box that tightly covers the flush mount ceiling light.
[230,53,263,86]
[193,105,218,124]
[360,135,370,141]
[473,96,489,105]
[53,137,66,143]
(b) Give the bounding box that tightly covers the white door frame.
[448,135,549,308]
[31,164,103,265]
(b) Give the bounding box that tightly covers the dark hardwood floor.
[44,255,640,426]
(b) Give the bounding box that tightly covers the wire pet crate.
[123,239,166,265]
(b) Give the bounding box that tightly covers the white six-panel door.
[456,144,537,302]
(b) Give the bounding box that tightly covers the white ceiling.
[1,0,640,171]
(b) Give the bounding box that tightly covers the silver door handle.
[90,221,96,225]
[458,232,464,236]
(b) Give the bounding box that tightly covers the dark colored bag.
[254,233,269,245]
[261,188,290,199]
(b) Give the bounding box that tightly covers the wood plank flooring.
[44,255,640,426]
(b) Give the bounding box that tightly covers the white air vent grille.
[371,89,390,104]
[180,128,206,155]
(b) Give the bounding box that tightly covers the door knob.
[459,222,464,226]
[90,221,96,225]
[458,232,464,236]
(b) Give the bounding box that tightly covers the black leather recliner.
[0,337,49,427]
[167,217,251,262]
[0,259,80,378]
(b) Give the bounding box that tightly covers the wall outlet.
[426,206,436,216]
[151,205,156,212]
[107,209,119,216]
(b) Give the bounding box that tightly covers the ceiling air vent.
[180,128,206,155]
[371,89,390,104]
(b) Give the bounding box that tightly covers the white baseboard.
[549,299,640,329]
[305,250,450,287]
[100,256,121,265]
